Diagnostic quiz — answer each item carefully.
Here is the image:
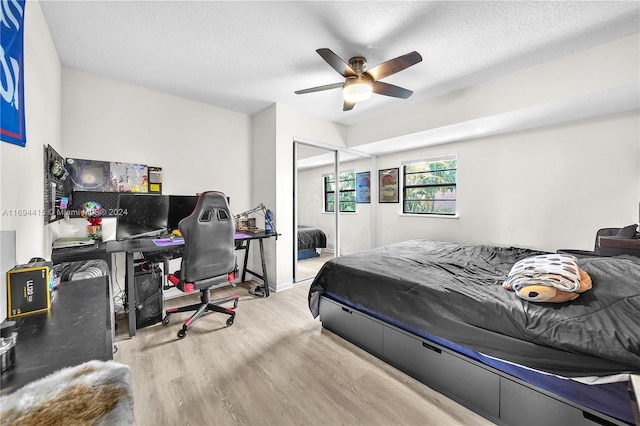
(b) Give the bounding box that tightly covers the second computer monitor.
[116,194,170,240]
[167,195,199,232]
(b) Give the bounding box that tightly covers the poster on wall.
[356,171,370,203]
[147,166,162,194]
[0,0,27,147]
[66,158,111,192]
[378,168,399,203]
[110,162,148,193]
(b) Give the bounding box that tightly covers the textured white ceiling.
[40,1,640,126]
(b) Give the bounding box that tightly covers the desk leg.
[241,240,250,282]
[246,238,270,298]
[259,239,270,297]
[126,252,136,337]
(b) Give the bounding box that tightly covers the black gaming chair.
[162,191,238,339]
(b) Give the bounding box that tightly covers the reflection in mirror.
[295,143,336,283]
[338,153,372,257]
[294,141,373,284]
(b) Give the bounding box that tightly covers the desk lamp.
[235,203,274,234]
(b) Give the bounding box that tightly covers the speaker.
[133,265,163,328]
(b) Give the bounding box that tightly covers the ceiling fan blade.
[366,51,422,81]
[317,48,357,77]
[295,82,343,95]
[343,100,356,111]
[372,81,413,99]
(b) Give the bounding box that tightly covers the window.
[403,157,457,215]
[324,172,356,212]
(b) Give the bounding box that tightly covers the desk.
[0,277,112,394]
[105,230,278,338]
[51,240,111,270]
[106,238,180,339]
[234,231,279,298]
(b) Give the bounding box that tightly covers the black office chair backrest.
[179,191,236,283]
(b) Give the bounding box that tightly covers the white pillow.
[503,253,581,292]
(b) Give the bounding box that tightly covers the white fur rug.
[1,360,133,425]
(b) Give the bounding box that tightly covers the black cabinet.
[1,277,112,394]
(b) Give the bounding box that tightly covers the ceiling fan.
[295,48,422,111]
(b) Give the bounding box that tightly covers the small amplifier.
[6,261,52,318]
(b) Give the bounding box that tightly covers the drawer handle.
[341,307,352,314]
[582,411,616,426]
[422,342,442,354]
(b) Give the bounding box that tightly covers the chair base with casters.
[163,272,238,339]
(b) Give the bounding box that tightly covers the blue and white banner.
[1,0,26,147]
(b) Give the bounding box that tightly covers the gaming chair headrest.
[179,191,232,234]
[178,191,235,283]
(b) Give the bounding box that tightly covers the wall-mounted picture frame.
[378,168,399,203]
[356,171,371,204]
[110,162,148,193]
[66,158,111,192]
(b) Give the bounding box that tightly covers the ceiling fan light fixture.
[342,77,372,103]
[295,49,422,109]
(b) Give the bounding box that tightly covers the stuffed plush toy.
[503,254,593,303]
[504,269,592,303]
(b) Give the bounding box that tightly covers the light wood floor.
[296,251,334,282]
[114,281,494,426]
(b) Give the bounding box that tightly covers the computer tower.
[135,290,163,329]
[132,263,163,328]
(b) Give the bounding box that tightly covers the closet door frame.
[293,137,375,284]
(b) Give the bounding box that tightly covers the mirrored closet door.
[293,140,373,284]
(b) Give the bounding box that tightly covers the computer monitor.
[167,195,199,232]
[116,194,169,240]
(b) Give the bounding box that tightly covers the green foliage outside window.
[324,172,356,212]
[403,159,457,215]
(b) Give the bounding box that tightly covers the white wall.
[0,0,61,262]
[248,105,277,287]
[272,104,347,290]
[55,68,252,242]
[373,111,638,252]
[0,0,61,321]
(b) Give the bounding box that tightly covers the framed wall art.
[356,171,371,203]
[378,168,399,203]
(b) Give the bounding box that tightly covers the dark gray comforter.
[298,226,327,250]
[309,239,640,377]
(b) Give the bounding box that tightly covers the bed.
[297,225,327,260]
[308,240,640,425]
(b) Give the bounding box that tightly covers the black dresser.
[0,276,113,394]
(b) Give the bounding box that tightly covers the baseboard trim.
[275,281,294,292]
